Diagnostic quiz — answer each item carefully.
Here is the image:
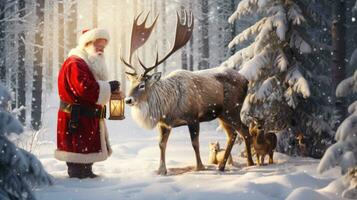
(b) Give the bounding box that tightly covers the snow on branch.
[271,4,288,41]
[285,68,311,98]
[287,1,305,25]
[220,43,255,69]
[290,31,312,53]
[228,17,268,48]
[317,115,357,175]
[317,138,357,174]
[335,115,357,142]
[274,48,288,71]
[251,76,276,102]
[253,18,274,53]
[239,47,271,81]
[228,0,272,23]
[336,71,357,97]
[348,101,357,115]
[240,93,253,124]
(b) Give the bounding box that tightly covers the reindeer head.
[121,11,194,106]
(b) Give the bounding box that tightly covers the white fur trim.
[78,28,110,49]
[54,120,112,163]
[68,48,108,81]
[68,48,91,65]
[97,80,111,105]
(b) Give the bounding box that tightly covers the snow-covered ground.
[30,94,345,200]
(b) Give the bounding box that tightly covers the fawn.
[249,119,277,166]
[208,142,233,165]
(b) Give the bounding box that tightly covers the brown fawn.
[249,119,277,166]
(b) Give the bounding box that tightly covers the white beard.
[84,46,108,81]
[68,46,109,81]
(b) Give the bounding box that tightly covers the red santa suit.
[54,28,113,164]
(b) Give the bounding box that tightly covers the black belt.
[59,100,106,119]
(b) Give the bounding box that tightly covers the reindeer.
[121,11,254,175]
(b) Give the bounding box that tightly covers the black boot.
[82,163,99,178]
[67,162,98,179]
[67,162,84,178]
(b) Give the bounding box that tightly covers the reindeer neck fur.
[131,73,184,130]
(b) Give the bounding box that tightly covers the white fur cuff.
[97,80,111,105]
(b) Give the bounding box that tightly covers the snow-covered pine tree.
[317,64,357,198]
[288,0,336,158]
[0,84,52,200]
[221,0,334,156]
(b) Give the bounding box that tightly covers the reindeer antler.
[140,10,194,77]
[121,10,194,78]
[121,12,158,77]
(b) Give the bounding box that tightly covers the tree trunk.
[58,0,64,69]
[180,6,188,70]
[31,0,45,130]
[65,0,77,55]
[17,0,26,124]
[0,2,5,83]
[229,0,237,56]
[120,10,126,94]
[331,0,346,126]
[160,0,167,73]
[199,0,210,69]
[188,1,194,71]
[45,0,54,92]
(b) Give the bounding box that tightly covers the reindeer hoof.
[157,168,167,175]
[247,161,255,166]
[218,164,226,172]
[195,164,205,171]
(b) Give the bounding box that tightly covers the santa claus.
[55,28,122,178]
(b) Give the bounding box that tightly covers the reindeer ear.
[125,73,137,82]
[147,72,161,86]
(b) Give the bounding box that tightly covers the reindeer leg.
[240,125,255,166]
[269,151,274,164]
[188,123,205,171]
[256,154,261,166]
[158,125,171,175]
[218,122,237,171]
[261,155,266,166]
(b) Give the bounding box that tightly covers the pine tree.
[317,67,357,198]
[0,83,52,200]
[58,0,64,69]
[221,0,329,156]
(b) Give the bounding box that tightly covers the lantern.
[109,91,125,120]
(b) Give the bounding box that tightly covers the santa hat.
[78,28,110,48]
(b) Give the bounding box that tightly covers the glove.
[109,80,120,93]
